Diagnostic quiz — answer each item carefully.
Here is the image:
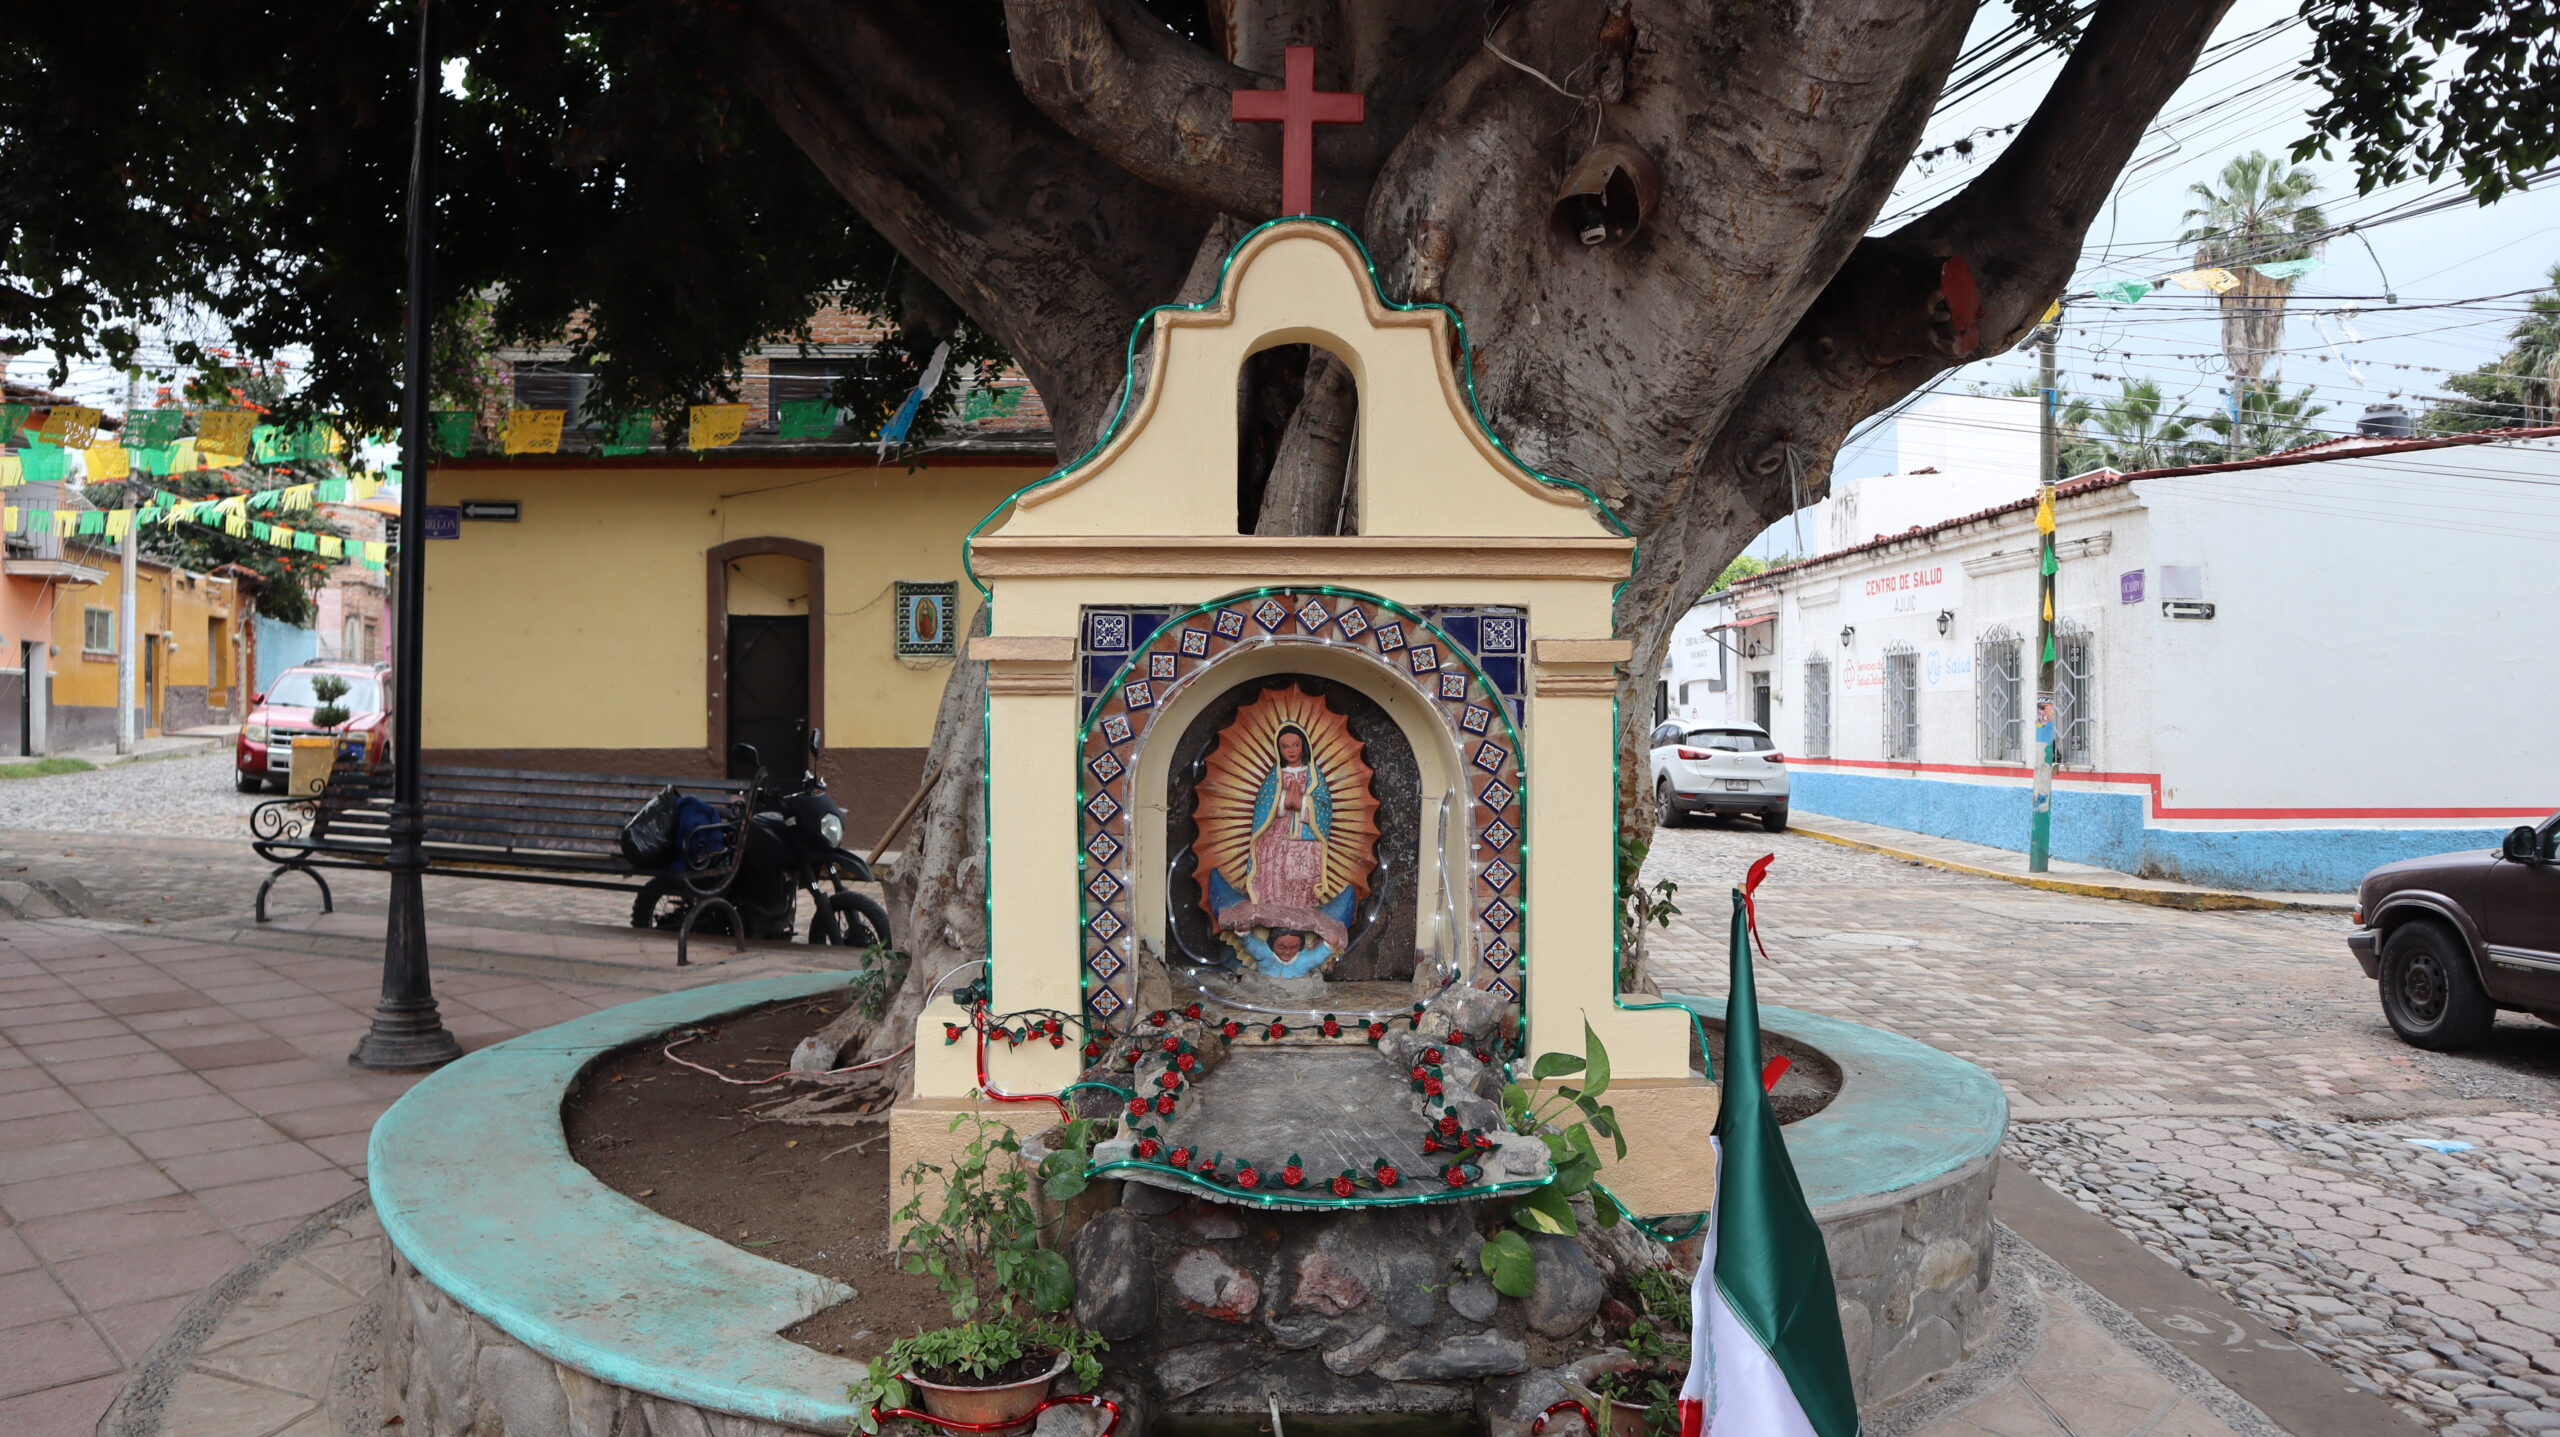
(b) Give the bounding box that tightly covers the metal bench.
[248,764,758,965]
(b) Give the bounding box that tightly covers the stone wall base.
[1824,1151,2002,1405]
[382,1247,835,1437]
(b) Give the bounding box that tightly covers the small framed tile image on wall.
[894,581,959,658]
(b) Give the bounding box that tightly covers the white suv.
[1650,721,1789,832]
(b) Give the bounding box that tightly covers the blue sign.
[2119,569,2144,604]
[422,506,462,541]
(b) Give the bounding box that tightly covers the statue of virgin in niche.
[1193,685,1379,976]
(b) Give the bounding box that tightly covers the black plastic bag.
[619,785,683,867]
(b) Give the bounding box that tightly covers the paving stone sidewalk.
[0,909,842,1433]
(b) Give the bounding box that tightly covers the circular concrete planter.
[369,978,2002,1433]
[1671,995,2010,1407]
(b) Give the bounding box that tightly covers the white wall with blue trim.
[1670,435,2560,893]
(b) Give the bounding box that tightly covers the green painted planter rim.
[370,977,2003,1430]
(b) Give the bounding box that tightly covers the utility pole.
[116,365,142,755]
[351,0,461,1072]
[2030,320,2059,874]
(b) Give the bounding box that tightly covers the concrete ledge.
[367,969,866,1432]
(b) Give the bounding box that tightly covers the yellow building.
[10,541,246,750]
[418,450,1052,841]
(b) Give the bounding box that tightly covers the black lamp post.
[353,0,462,1071]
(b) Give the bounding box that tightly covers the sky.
[1812,0,2560,507]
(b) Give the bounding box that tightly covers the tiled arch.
[1074,588,1528,1028]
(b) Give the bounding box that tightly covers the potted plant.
[287,674,354,795]
[1587,1319,1690,1437]
[849,1112,1106,1435]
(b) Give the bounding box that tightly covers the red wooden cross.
[1230,45,1366,217]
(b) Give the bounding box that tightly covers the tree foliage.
[2050,376,2329,473]
[2293,0,2560,201]
[2423,263,2560,434]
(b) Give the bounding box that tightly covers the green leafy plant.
[844,950,910,1023]
[1480,1022,1627,1298]
[1616,833,1680,991]
[847,1112,1105,1433]
[1627,1262,1690,1327]
[1591,1319,1692,1436]
[308,673,351,731]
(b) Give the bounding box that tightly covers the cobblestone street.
[1645,818,2560,1433]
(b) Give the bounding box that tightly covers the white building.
[1663,428,2560,892]
[1755,393,2045,561]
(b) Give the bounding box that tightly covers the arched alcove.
[1122,632,1461,991]
[1236,339,1362,534]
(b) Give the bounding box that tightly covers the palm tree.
[2181,152,2328,384]
[2062,379,2199,472]
[2192,381,2330,460]
[2424,264,2560,433]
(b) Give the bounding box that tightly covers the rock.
[1171,1248,1260,1323]
[1916,1238,1975,1293]
[1449,1278,1501,1324]
[1290,1250,1369,1316]
[1180,1207,1244,1241]
[788,1036,838,1073]
[1122,1182,1182,1217]
[1071,1210,1156,1341]
[1525,1236,1607,1338]
[1421,985,1510,1046]
[1381,1250,1442,1328]
[1154,1343,1259,1401]
[1375,1332,1530,1381]
[477,1345,572,1437]
[1323,1323,1401,1376]
[2504,1414,2560,1434]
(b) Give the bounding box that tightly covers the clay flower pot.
[904,1350,1070,1437]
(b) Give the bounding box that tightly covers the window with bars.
[1975,625,2023,762]
[2055,623,2094,766]
[83,607,114,654]
[510,364,595,429]
[1884,646,1919,760]
[1803,658,1832,758]
[766,357,849,434]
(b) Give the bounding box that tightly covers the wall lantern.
[1839,625,1855,647]
[1935,609,1954,636]
[1549,142,1662,248]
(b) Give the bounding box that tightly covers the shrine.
[892,217,1720,1205]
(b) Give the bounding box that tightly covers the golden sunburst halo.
[1193,685,1382,908]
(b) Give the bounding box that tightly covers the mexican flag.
[1677,858,1861,1437]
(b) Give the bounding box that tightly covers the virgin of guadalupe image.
[1191,687,1381,977]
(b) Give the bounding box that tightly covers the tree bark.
[733,0,2237,1052]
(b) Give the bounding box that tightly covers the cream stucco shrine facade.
[893,221,1718,1215]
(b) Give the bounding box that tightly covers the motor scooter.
[630,730,891,947]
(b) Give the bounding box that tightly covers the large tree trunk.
[736,0,2237,1067]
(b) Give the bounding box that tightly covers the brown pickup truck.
[2350,812,2560,1050]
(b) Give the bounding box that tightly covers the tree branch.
[1688,0,2236,532]
[1004,0,1278,217]
[732,0,1213,448]
[1004,0,1482,221]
